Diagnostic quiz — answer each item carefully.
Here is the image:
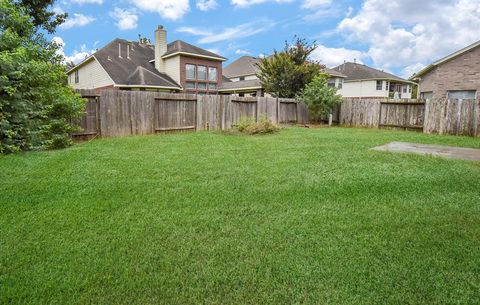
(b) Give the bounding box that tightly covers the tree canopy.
[0,0,84,153]
[256,37,324,98]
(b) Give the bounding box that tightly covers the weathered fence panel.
[379,101,425,130]
[424,99,480,136]
[340,98,381,127]
[75,90,308,138]
[155,95,197,133]
[73,92,100,138]
[279,100,297,123]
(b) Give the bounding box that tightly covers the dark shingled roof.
[324,67,347,78]
[332,62,411,83]
[94,39,181,88]
[223,56,260,78]
[162,40,226,60]
[219,79,262,91]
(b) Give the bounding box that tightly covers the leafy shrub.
[234,116,280,135]
[296,74,342,123]
[0,0,85,153]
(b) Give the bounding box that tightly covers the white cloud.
[129,0,189,20]
[337,0,480,76]
[207,48,221,54]
[60,13,95,29]
[302,0,332,9]
[176,27,213,36]
[311,44,367,68]
[178,19,275,44]
[231,0,293,8]
[235,49,251,55]
[196,0,218,11]
[52,37,95,64]
[110,8,138,30]
[69,0,104,4]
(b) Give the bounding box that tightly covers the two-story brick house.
[67,26,226,94]
[411,40,480,100]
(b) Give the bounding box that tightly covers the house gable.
[67,56,114,90]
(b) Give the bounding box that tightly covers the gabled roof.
[332,62,413,84]
[223,56,261,78]
[69,39,181,89]
[162,40,226,61]
[324,67,347,78]
[411,40,480,80]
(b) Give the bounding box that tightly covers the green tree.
[17,0,67,33]
[0,0,85,153]
[256,37,323,98]
[296,74,342,123]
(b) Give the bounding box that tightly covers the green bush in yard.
[0,0,85,153]
[234,116,280,135]
[297,74,342,123]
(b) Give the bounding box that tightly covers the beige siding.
[69,58,113,89]
[341,80,389,98]
[164,56,180,85]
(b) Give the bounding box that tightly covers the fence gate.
[73,95,100,139]
[154,97,197,133]
[379,101,425,130]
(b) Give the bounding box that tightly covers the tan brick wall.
[419,45,480,99]
[179,56,223,94]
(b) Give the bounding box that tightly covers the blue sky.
[52,0,480,78]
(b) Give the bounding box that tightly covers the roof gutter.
[114,84,183,90]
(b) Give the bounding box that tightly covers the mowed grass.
[1,127,479,305]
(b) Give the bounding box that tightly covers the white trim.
[162,52,226,61]
[66,55,95,74]
[114,84,182,90]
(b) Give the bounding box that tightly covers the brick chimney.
[154,25,167,73]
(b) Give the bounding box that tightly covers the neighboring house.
[411,40,480,100]
[67,26,226,94]
[220,56,347,97]
[324,68,347,90]
[332,62,414,98]
[219,56,264,96]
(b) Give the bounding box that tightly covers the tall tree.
[17,0,67,33]
[0,0,84,153]
[256,36,323,98]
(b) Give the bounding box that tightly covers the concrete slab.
[372,142,480,162]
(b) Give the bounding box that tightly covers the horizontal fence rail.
[74,90,309,138]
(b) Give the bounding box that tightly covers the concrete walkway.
[372,142,480,161]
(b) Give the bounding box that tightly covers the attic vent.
[107,55,112,61]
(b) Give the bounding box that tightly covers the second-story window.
[376,80,383,90]
[208,67,217,81]
[75,70,79,84]
[186,64,196,80]
[197,66,207,80]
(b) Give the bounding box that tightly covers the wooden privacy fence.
[339,98,480,137]
[73,89,309,138]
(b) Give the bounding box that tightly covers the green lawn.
[1,127,479,305]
